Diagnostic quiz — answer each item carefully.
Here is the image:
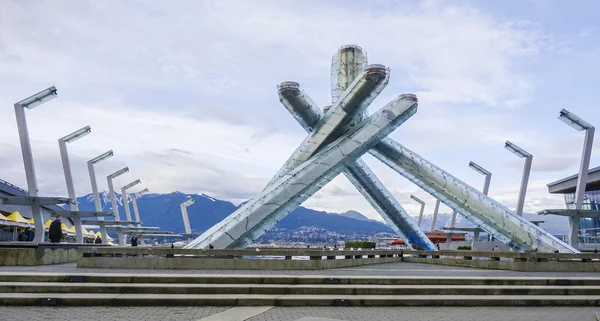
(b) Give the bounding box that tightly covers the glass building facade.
[564,190,600,246]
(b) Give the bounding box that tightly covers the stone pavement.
[2,261,600,277]
[2,306,600,321]
[0,306,230,321]
[247,307,600,321]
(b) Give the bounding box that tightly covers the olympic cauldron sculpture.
[186,45,577,253]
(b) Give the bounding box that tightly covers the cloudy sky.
[1,0,599,222]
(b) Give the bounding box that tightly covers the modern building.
[547,165,600,249]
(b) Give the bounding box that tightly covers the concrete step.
[2,282,600,296]
[1,293,599,306]
[1,272,600,286]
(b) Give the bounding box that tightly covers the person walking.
[94,235,102,244]
[48,215,63,243]
[130,235,138,247]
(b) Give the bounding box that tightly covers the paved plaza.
[2,306,600,321]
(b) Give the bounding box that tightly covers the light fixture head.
[108,167,129,179]
[122,179,141,190]
[89,150,114,164]
[16,86,58,109]
[504,141,532,158]
[558,109,593,131]
[410,194,424,205]
[136,188,149,196]
[61,125,91,143]
[468,161,491,176]
[182,198,195,207]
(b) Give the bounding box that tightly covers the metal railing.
[80,247,403,260]
[402,249,600,262]
[0,178,28,195]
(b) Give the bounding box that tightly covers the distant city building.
[548,165,600,248]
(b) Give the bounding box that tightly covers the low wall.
[78,256,402,270]
[0,247,78,266]
[78,248,404,270]
[401,250,600,272]
[403,256,600,272]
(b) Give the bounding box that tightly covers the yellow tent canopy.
[6,211,30,225]
[44,220,52,229]
[61,223,75,235]
[93,231,113,241]
[27,217,34,224]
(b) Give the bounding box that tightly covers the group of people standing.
[17,215,141,245]
[47,215,103,244]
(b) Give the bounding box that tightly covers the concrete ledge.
[77,256,403,270]
[3,273,600,286]
[1,293,600,306]
[0,248,78,266]
[3,282,600,296]
[403,257,600,272]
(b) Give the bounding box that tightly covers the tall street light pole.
[180,198,195,242]
[121,180,141,222]
[132,188,149,228]
[505,141,533,216]
[88,150,114,244]
[430,199,440,232]
[469,161,493,241]
[410,195,426,229]
[558,109,595,247]
[14,86,58,242]
[107,167,129,245]
[58,125,91,243]
[468,161,492,196]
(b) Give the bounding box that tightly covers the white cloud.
[1,0,590,221]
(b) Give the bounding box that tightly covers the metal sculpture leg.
[370,138,578,253]
[185,95,418,249]
[277,82,434,250]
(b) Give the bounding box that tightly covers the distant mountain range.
[73,191,570,243]
[74,191,395,243]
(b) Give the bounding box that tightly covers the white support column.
[504,142,532,217]
[122,188,132,222]
[108,179,120,221]
[570,127,595,247]
[107,168,129,247]
[430,199,440,232]
[88,151,113,244]
[109,179,125,247]
[515,155,532,216]
[446,210,458,246]
[180,198,195,242]
[132,195,141,227]
[14,104,45,242]
[13,87,57,243]
[88,162,109,244]
[410,195,425,229]
[59,139,82,243]
[472,230,480,250]
[121,179,141,224]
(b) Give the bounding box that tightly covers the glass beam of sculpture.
[187,44,578,253]
[185,94,419,249]
[277,81,434,250]
[187,45,435,250]
[369,139,578,253]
